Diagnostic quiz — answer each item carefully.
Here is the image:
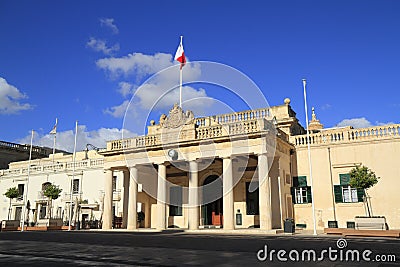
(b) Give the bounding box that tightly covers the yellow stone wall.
[293,137,400,229]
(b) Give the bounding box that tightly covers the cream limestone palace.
[1,99,400,231]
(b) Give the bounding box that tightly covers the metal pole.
[52,135,56,163]
[68,121,78,231]
[302,79,317,236]
[179,67,183,109]
[179,35,183,109]
[21,130,34,231]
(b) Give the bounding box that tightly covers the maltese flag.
[174,36,186,69]
[49,118,58,135]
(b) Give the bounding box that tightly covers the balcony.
[291,124,400,147]
[11,196,24,205]
[61,192,83,202]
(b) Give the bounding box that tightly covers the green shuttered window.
[334,173,365,203]
[291,176,312,204]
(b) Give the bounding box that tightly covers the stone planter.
[1,220,20,231]
[355,216,387,230]
[37,218,63,227]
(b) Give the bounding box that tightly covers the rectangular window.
[291,176,312,204]
[334,185,365,203]
[17,184,24,200]
[334,173,364,203]
[72,179,79,194]
[112,176,117,192]
[342,186,358,203]
[295,187,308,204]
[246,182,259,215]
[169,186,182,216]
[39,205,47,219]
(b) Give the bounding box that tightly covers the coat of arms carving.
[160,104,195,129]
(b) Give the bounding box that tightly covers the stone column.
[122,169,129,228]
[223,157,234,230]
[258,153,272,230]
[157,164,167,230]
[102,169,113,230]
[127,166,138,230]
[188,161,199,230]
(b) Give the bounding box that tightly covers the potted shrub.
[349,165,384,229]
[43,183,62,219]
[4,187,20,220]
[349,165,379,217]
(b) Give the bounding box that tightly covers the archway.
[201,175,223,226]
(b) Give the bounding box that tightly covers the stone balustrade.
[291,124,400,147]
[0,158,104,177]
[106,118,273,152]
[61,192,83,202]
[194,107,272,127]
[0,140,52,155]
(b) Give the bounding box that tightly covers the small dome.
[284,98,291,105]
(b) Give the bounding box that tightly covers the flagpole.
[52,134,56,164]
[52,118,58,165]
[68,120,78,231]
[179,35,183,109]
[302,79,317,236]
[21,130,34,232]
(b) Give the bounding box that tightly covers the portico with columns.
[100,103,297,231]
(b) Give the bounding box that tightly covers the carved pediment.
[160,104,195,129]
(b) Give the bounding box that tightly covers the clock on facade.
[168,149,178,160]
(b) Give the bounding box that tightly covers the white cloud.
[376,121,394,126]
[117,82,134,97]
[100,18,119,34]
[98,52,213,118]
[336,118,372,128]
[96,52,174,79]
[336,117,395,128]
[86,37,119,55]
[0,77,32,114]
[104,100,131,118]
[320,104,332,111]
[16,126,137,153]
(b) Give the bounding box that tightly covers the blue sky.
[1,1,399,151]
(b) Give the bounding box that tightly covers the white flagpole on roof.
[21,129,34,232]
[51,118,58,165]
[302,79,317,236]
[179,35,183,109]
[68,120,78,231]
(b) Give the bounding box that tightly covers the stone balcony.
[0,158,104,177]
[105,105,281,154]
[106,118,277,152]
[291,124,400,147]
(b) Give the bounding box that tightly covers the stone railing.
[194,107,272,127]
[61,192,83,202]
[107,118,273,152]
[0,140,51,156]
[0,158,104,177]
[291,124,400,147]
